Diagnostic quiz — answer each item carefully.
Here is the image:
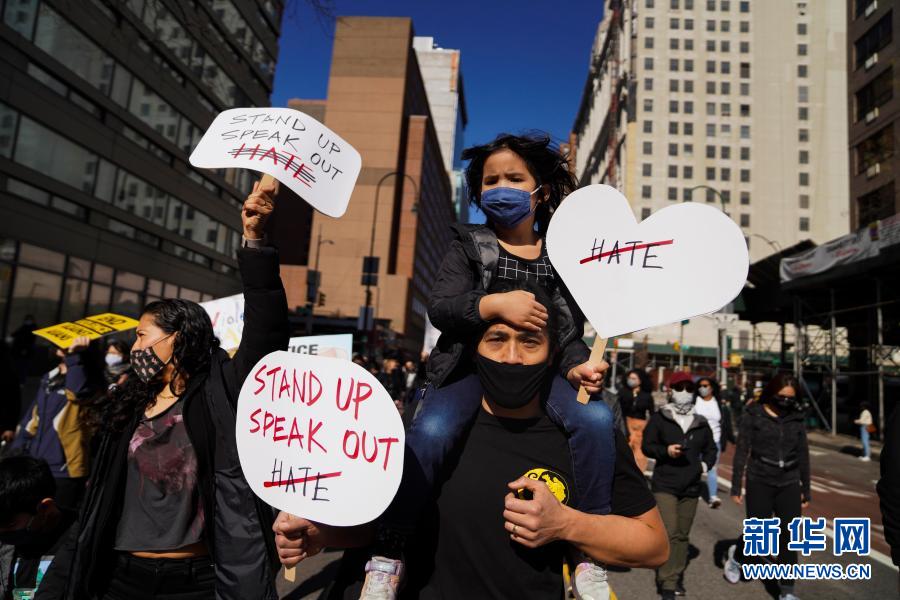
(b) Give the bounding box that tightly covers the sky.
[271,0,605,150]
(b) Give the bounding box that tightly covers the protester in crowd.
[346,135,613,597]
[693,376,734,508]
[273,282,668,599]
[103,339,132,392]
[876,403,900,591]
[11,336,99,511]
[0,342,20,447]
[621,368,654,472]
[10,315,37,385]
[854,402,874,462]
[641,371,716,600]
[37,179,287,600]
[0,456,76,598]
[402,360,417,395]
[724,373,810,600]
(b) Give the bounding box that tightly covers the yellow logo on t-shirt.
[517,468,570,505]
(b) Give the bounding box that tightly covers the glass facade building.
[0,0,282,336]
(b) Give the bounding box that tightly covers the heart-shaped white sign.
[546,185,749,339]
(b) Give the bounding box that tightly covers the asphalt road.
[277,442,900,600]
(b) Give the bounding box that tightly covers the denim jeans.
[707,445,720,499]
[861,425,870,458]
[381,374,617,532]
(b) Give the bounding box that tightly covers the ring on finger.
[512,524,518,535]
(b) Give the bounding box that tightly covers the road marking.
[809,449,827,456]
[716,473,897,570]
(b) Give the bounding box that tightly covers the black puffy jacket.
[425,223,589,387]
[38,247,289,600]
[642,405,717,497]
[731,403,811,500]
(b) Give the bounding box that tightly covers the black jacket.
[620,388,654,420]
[642,405,717,497]
[426,223,590,387]
[38,247,289,600]
[731,403,811,500]
[877,406,900,567]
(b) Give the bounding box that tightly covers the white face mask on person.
[697,385,712,398]
[671,390,694,414]
[105,353,124,367]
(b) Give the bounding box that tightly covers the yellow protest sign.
[32,313,139,348]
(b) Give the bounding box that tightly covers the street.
[276,441,899,600]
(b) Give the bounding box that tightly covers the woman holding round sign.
[362,134,616,600]
[39,180,289,600]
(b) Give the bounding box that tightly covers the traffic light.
[318,292,326,307]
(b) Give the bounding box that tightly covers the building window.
[643,163,653,176]
[671,17,680,29]
[643,141,653,154]
[721,62,731,74]
[670,80,680,92]
[856,125,894,173]
[669,122,679,134]
[642,207,652,219]
[722,82,731,94]
[740,41,750,53]
[721,103,731,117]
[799,150,809,164]
[799,217,809,231]
[707,0,715,10]
[740,20,749,33]
[642,185,652,198]
[855,67,893,121]
[645,57,654,70]
[668,187,678,200]
[798,64,808,78]
[706,124,717,138]
[685,80,694,93]
[684,59,694,72]
[740,82,750,95]
[722,146,731,159]
[684,165,694,178]
[671,0,679,8]
[706,167,716,180]
[799,128,809,142]
[646,16,655,28]
[799,172,809,186]
[740,191,750,205]
[683,188,693,201]
[706,81,716,94]
[646,0,655,7]
[740,0,749,12]
[740,169,750,182]
[706,60,716,74]
[644,98,654,112]
[686,0,694,8]
[799,107,809,120]
[685,18,694,30]
[741,147,750,160]
[706,19,715,31]
[721,40,731,52]
[721,168,731,181]
[740,104,751,117]
[857,181,895,224]
[721,20,731,32]
[799,194,809,209]
[797,44,808,56]
[670,58,680,71]
[670,38,680,50]
[740,62,751,78]
[684,122,694,135]
[684,100,694,113]
[740,214,750,227]
[706,40,716,52]
[645,37,655,49]
[706,103,716,116]
[643,120,653,133]
[741,125,751,139]
[644,77,654,91]
[721,0,730,9]
[685,39,694,50]
[683,143,694,155]
[669,143,679,156]
[722,123,731,135]
[670,100,679,113]
[798,86,809,103]
[668,165,678,177]
[855,13,892,70]
[798,23,807,35]
[706,145,716,159]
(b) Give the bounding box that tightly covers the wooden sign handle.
[577,337,608,404]
[284,566,296,582]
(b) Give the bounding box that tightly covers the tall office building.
[848,0,898,228]
[0,0,282,337]
[278,17,457,352]
[572,0,849,355]
[413,36,468,223]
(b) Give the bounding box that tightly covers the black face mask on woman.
[130,334,173,384]
[475,353,549,410]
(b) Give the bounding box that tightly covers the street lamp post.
[688,184,728,215]
[308,225,333,334]
[365,171,419,357]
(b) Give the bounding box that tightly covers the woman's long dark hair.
[82,299,220,434]
[694,376,721,401]
[462,132,576,234]
[760,372,799,406]
[623,368,652,393]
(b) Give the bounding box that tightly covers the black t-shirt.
[6,508,75,597]
[327,409,656,600]
[496,243,555,288]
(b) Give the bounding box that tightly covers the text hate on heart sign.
[235,352,404,526]
[189,108,361,218]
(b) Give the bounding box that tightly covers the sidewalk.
[807,429,882,461]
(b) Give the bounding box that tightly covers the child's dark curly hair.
[462,132,576,234]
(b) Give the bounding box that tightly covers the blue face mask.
[480,186,541,229]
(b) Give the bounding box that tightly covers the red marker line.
[264,471,342,488]
[580,239,674,264]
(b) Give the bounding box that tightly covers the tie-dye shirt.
[115,398,205,552]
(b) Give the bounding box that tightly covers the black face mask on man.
[475,353,549,410]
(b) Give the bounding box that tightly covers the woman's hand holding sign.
[242,178,279,240]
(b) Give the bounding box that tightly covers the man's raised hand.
[242,178,279,240]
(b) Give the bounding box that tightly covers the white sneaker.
[723,544,741,584]
[859,456,871,462]
[360,556,404,600]
[779,593,800,600]
[709,496,722,509]
[572,561,610,600]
